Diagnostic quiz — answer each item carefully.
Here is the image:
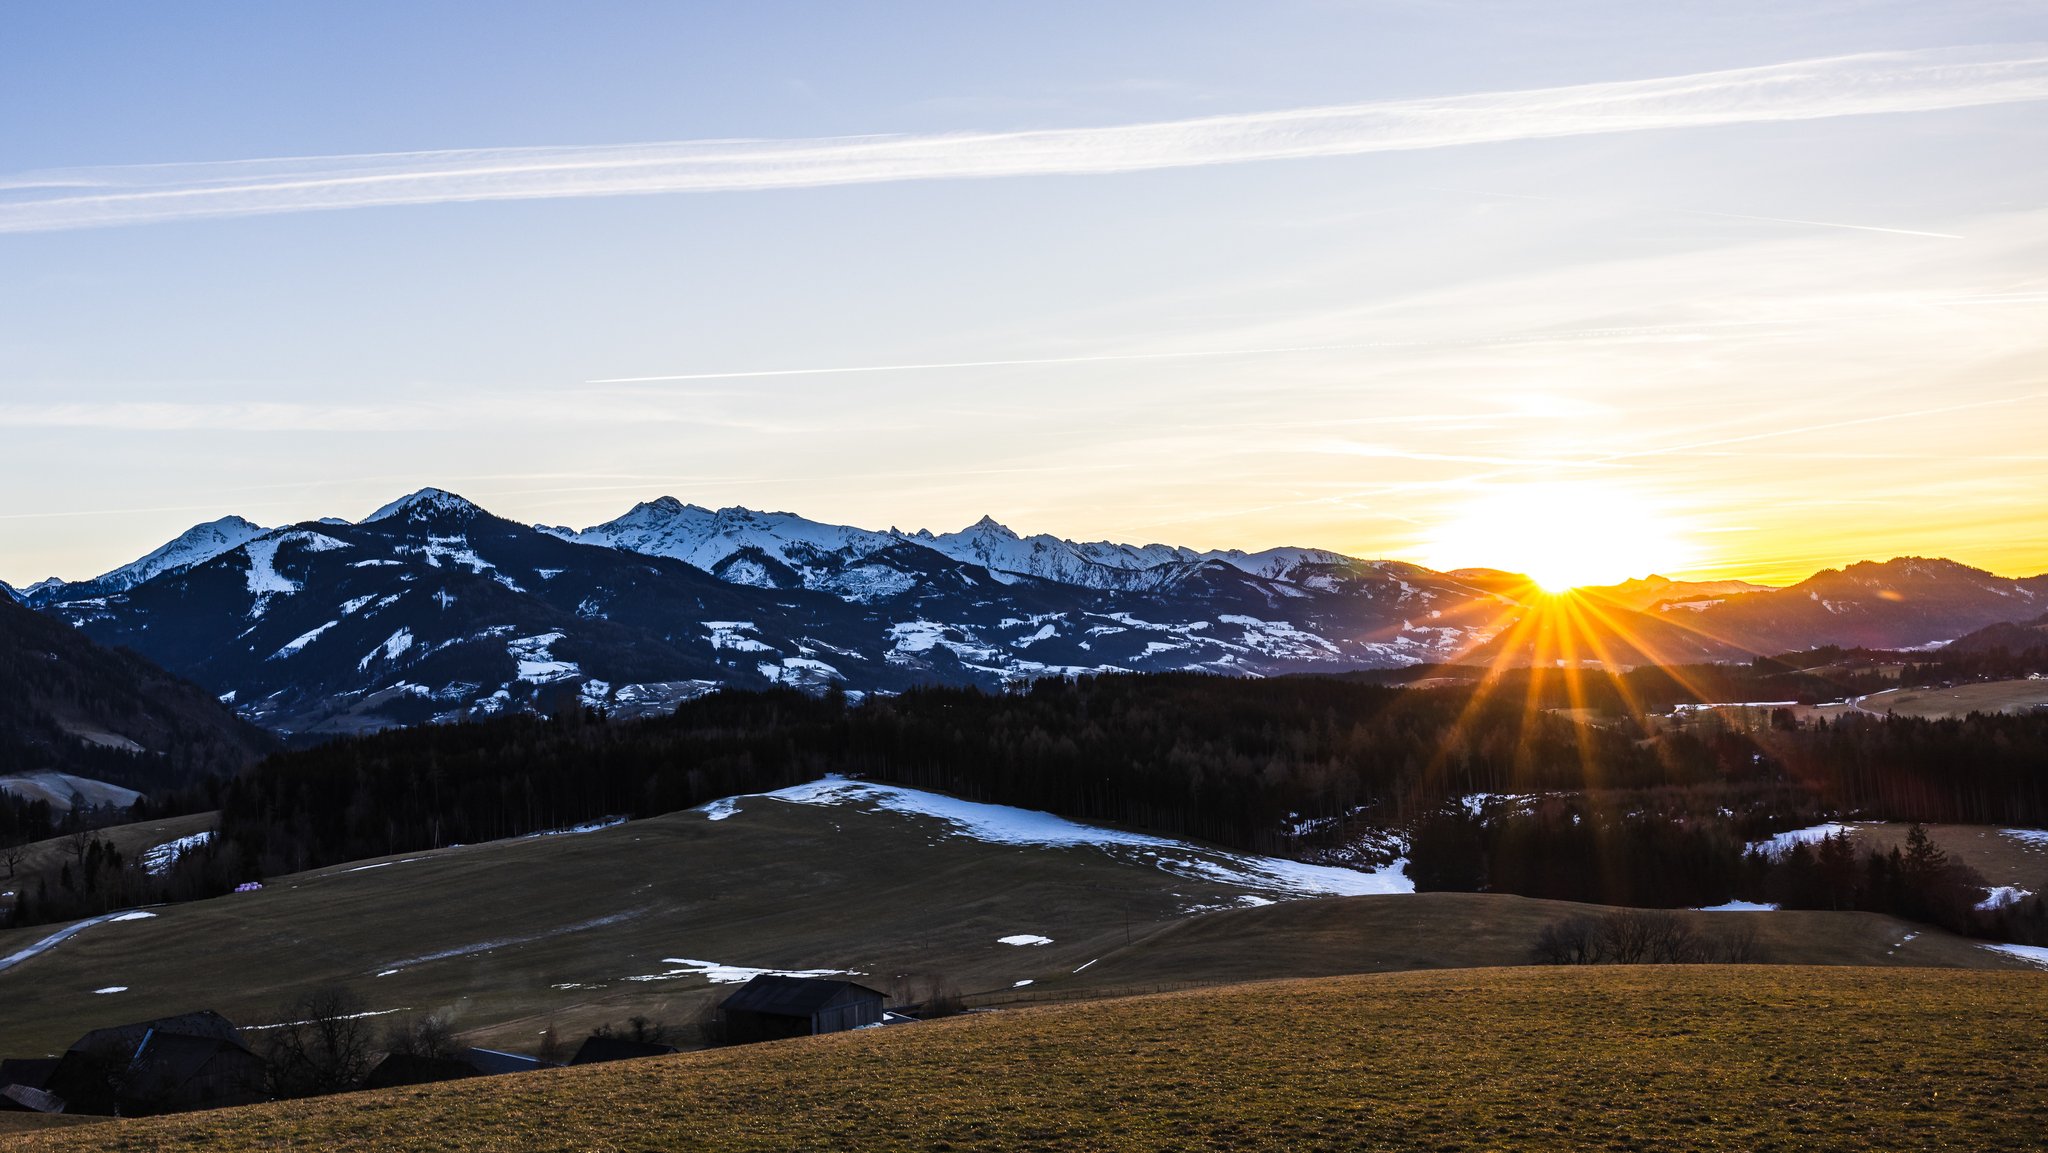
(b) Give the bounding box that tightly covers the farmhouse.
[720,975,889,1044]
[41,1009,264,1115]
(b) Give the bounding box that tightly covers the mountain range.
[16,488,2047,736]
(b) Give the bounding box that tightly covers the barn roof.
[0,1058,59,1092]
[68,1010,247,1060]
[720,976,888,1017]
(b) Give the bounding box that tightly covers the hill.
[5,965,2044,1151]
[1,781,2028,1059]
[0,595,274,800]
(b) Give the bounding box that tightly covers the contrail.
[3,46,2044,233]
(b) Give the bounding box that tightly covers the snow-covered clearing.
[142,831,213,876]
[624,957,859,985]
[706,776,1413,898]
[1979,885,2034,910]
[1746,823,1863,857]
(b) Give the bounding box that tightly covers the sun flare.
[1419,483,1693,592]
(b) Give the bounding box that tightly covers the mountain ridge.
[22,488,2048,737]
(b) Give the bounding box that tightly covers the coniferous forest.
[8,672,2048,940]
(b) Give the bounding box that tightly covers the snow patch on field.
[358,628,415,671]
[523,816,627,838]
[624,958,858,985]
[2002,829,2048,848]
[998,934,1052,946]
[1746,823,1860,857]
[704,621,773,652]
[1981,942,2048,969]
[1698,900,1779,912]
[737,777,1413,898]
[109,911,158,922]
[142,832,213,875]
[699,798,740,821]
[94,986,128,994]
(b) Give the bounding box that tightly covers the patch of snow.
[2002,829,2048,848]
[1013,979,1034,988]
[108,911,158,922]
[93,986,128,994]
[508,631,580,683]
[1981,943,2048,969]
[523,816,627,838]
[1746,823,1861,857]
[340,594,378,614]
[1697,900,1779,912]
[624,957,858,985]
[269,620,338,660]
[700,798,740,821]
[1979,885,2034,910]
[1072,958,1098,973]
[704,620,774,653]
[746,777,1413,897]
[141,833,212,876]
[998,934,1053,947]
[358,627,415,672]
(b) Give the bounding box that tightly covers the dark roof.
[0,1084,65,1114]
[569,1037,679,1065]
[720,976,888,1017]
[362,1053,480,1090]
[69,1011,247,1060]
[0,1058,60,1091]
[459,1047,552,1076]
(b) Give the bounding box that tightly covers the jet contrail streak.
[3,45,2044,233]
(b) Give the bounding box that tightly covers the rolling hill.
[4,965,2044,1151]
[0,780,2028,1060]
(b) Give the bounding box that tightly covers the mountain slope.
[0,595,274,793]
[1665,558,2048,651]
[22,516,267,607]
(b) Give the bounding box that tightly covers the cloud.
[3,46,2044,233]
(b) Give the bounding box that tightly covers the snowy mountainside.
[34,489,2048,738]
[23,515,268,606]
[37,489,1530,735]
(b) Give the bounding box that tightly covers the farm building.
[720,976,889,1044]
[40,1009,263,1116]
[361,1053,482,1090]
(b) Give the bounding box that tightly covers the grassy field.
[1847,823,2048,895]
[5,965,2044,1152]
[1813,678,2048,720]
[3,786,2035,1062]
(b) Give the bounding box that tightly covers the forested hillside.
[0,596,275,793]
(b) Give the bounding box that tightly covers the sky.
[4,1,2047,588]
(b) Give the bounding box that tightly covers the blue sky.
[6,2,2048,586]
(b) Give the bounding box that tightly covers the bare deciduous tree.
[264,986,377,1097]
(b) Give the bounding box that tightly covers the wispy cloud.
[3,46,2044,233]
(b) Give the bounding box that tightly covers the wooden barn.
[719,976,889,1043]
[43,1009,264,1116]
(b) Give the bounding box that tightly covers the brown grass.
[5,965,2045,1152]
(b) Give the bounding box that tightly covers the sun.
[1419,482,1693,592]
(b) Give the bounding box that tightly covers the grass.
[4,965,2045,1152]
[1847,823,2048,895]
[4,792,2036,1059]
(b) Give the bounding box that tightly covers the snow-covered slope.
[26,515,268,606]
[545,498,937,603]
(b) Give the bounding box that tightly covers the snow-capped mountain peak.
[96,514,270,592]
[364,488,486,525]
